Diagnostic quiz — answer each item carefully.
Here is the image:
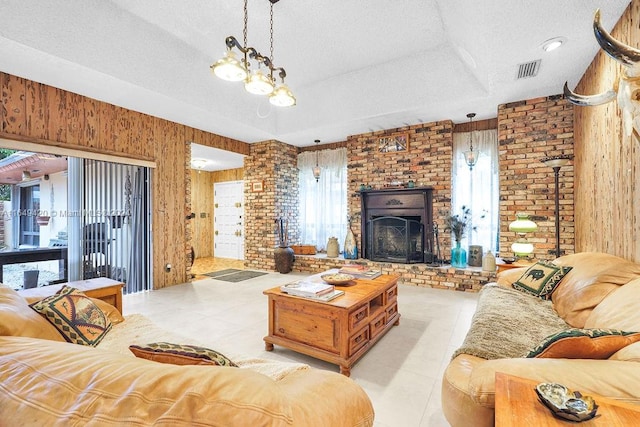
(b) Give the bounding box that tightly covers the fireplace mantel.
[360,187,434,263]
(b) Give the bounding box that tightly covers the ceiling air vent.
[516,59,541,79]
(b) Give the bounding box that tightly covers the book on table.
[280,281,334,298]
[338,265,382,280]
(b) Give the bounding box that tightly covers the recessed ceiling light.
[190,158,209,169]
[541,37,566,52]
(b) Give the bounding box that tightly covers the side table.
[495,372,640,426]
[496,260,533,274]
[18,278,124,314]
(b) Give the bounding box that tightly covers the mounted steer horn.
[564,9,640,136]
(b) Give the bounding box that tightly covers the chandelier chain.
[270,2,274,64]
[468,115,473,151]
[243,0,248,48]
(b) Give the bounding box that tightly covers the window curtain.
[452,129,499,253]
[298,148,348,251]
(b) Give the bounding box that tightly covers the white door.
[213,181,244,260]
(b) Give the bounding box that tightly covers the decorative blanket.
[99,314,309,381]
[451,284,570,360]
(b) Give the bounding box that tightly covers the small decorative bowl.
[501,257,517,264]
[535,383,598,422]
[321,273,355,285]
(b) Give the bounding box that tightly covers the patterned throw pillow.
[526,328,640,358]
[129,342,238,367]
[29,285,112,346]
[513,261,572,299]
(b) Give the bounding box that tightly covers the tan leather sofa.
[0,285,374,426]
[442,252,640,427]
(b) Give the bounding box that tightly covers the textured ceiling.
[0,0,631,160]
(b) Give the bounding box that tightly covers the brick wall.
[293,256,494,292]
[498,95,575,260]
[346,121,455,254]
[242,95,575,291]
[244,140,299,271]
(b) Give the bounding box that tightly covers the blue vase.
[451,241,467,268]
[344,229,358,259]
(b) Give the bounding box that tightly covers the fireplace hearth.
[360,188,434,264]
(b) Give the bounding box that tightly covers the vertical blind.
[81,159,152,294]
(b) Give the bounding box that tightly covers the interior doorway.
[213,180,244,260]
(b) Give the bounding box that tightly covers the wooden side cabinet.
[263,273,400,376]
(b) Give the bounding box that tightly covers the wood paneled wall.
[190,169,214,258]
[190,167,244,258]
[211,168,243,183]
[0,72,250,288]
[574,1,640,261]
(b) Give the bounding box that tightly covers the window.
[452,129,499,253]
[298,148,348,251]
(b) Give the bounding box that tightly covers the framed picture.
[252,181,264,192]
[378,133,409,153]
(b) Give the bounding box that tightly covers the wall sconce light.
[509,213,538,258]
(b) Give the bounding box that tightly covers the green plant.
[0,148,16,201]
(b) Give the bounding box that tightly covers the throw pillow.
[525,328,640,359]
[29,285,112,346]
[129,342,238,367]
[513,261,572,300]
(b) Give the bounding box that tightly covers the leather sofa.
[0,285,374,426]
[442,252,640,427]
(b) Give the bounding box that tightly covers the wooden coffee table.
[263,272,400,376]
[495,373,640,426]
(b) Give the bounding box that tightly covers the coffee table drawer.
[349,304,369,331]
[385,285,398,303]
[349,326,369,356]
[369,310,387,339]
[386,302,398,319]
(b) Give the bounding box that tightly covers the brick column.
[244,140,299,271]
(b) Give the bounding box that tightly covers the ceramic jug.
[482,251,496,272]
[327,237,340,258]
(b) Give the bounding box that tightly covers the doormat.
[214,270,268,283]
[203,269,242,278]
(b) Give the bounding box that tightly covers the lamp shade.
[464,150,478,168]
[269,84,296,107]
[244,70,275,95]
[211,51,247,82]
[508,213,538,233]
[511,240,534,257]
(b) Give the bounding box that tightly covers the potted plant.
[444,206,474,268]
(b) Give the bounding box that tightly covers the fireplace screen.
[367,216,424,263]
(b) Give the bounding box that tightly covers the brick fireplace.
[360,188,434,264]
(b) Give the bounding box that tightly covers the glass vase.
[344,229,358,259]
[451,241,467,268]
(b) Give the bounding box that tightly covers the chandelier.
[210,0,296,107]
[463,113,479,170]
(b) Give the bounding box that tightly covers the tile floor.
[122,268,479,427]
